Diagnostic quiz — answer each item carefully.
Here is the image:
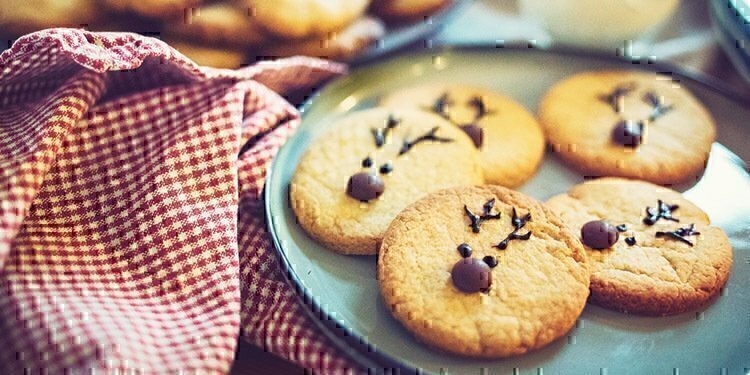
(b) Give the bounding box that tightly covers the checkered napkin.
[0,28,357,373]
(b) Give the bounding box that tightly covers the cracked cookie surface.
[378,185,589,357]
[546,177,732,316]
[290,108,482,255]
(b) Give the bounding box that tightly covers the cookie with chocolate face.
[378,185,589,357]
[290,108,483,255]
[538,71,716,185]
[546,178,732,316]
[380,85,545,187]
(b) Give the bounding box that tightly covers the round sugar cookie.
[378,185,590,357]
[380,85,545,188]
[546,177,732,315]
[290,108,483,255]
[538,70,716,185]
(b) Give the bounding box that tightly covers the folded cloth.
[0,28,356,373]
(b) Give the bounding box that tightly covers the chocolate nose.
[346,172,385,202]
[581,220,619,249]
[611,119,643,147]
[451,257,492,293]
[460,124,484,148]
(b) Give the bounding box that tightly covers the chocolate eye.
[482,255,498,268]
[457,243,472,258]
[379,163,393,174]
[362,157,373,168]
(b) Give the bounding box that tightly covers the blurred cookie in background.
[370,0,451,22]
[0,0,99,35]
[0,0,453,68]
[257,16,386,61]
[164,3,267,47]
[166,40,248,69]
[164,9,384,66]
[103,0,201,20]
[245,0,370,39]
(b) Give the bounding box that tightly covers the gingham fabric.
[0,29,357,373]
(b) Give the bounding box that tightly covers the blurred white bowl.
[519,0,680,49]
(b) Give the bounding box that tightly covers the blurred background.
[2,0,749,100]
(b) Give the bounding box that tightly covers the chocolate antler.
[371,114,400,148]
[643,199,680,225]
[398,127,453,155]
[467,96,495,121]
[643,92,674,122]
[464,198,502,233]
[598,82,637,112]
[656,224,700,246]
[496,208,532,250]
[428,93,452,120]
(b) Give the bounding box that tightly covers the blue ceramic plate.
[265,46,750,374]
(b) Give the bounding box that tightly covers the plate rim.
[263,44,750,373]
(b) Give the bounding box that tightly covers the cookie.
[380,85,545,187]
[290,108,483,255]
[103,0,199,19]
[538,70,716,185]
[378,185,589,357]
[167,41,247,69]
[244,0,370,39]
[370,0,449,22]
[257,16,385,61]
[0,0,98,35]
[165,3,267,47]
[546,178,732,316]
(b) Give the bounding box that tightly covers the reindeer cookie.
[378,185,589,357]
[546,178,732,315]
[290,108,483,255]
[380,85,545,188]
[538,71,716,185]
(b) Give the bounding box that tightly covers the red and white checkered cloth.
[0,28,358,373]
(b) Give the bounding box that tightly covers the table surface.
[233,0,747,373]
